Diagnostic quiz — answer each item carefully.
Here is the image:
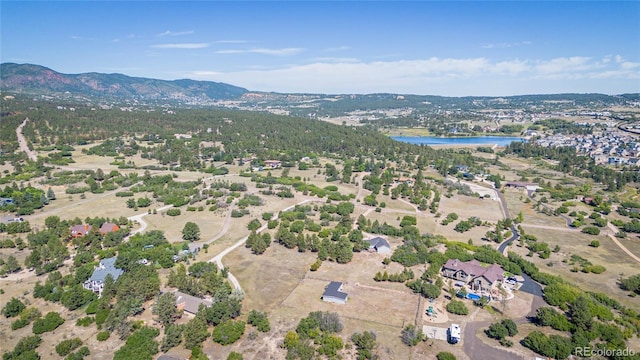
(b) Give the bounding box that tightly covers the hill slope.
[0,63,248,102]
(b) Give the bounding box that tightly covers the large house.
[83,257,124,297]
[322,281,348,305]
[441,259,504,292]
[504,181,541,191]
[70,224,92,238]
[99,222,120,235]
[263,160,282,169]
[364,237,391,254]
[172,291,213,315]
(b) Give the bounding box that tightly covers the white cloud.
[157,30,194,37]
[151,43,210,49]
[215,48,304,56]
[325,45,351,52]
[213,40,251,44]
[184,55,640,96]
[481,41,532,49]
[534,57,596,74]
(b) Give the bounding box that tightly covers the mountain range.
[0,63,248,102]
[2,63,638,110]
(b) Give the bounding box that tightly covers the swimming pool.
[466,293,481,301]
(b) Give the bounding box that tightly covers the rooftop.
[323,281,348,301]
[89,257,124,283]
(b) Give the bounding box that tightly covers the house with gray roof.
[322,281,348,305]
[365,237,391,254]
[172,291,213,315]
[83,257,124,297]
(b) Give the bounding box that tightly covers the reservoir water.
[391,136,523,147]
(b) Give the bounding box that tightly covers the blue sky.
[2,1,639,96]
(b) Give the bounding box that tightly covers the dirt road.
[17,117,38,161]
[209,198,315,292]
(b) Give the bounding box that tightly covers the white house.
[82,257,123,297]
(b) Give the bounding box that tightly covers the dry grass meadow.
[3,140,640,359]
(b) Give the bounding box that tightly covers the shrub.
[584,265,606,274]
[446,300,469,315]
[3,335,41,360]
[97,331,110,341]
[212,320,246,345]
[76,316,95,327]
[486,323,508,340]
[437,352,456,360]
[401,324,423,346]
[247,310,270,332]
[501,319,518,337]
[56,338,82,356]
[620,274,640,294]
[581,226,600,235]
[166,209,181,216]
[11,318,30,330]
[588,240,600,248]
[2,297,26,318]
[227,352,243,360]
[32,311,65,334]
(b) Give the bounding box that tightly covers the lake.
[391,136,523,147]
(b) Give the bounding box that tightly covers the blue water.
[392,136,523,147]
[466,293,481,301]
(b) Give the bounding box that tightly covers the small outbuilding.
[322,281,348,305]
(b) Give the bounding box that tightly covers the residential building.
[264,160,282,169]
[504,181,540,191]
[441,259,504,292]
[172,291,213,315]
[99,222,120,235]
[83,257,124,297]
[364,237,391,254]
[322,281,348,305]
[70,224,92,238]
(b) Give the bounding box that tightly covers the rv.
[448,324,461,344]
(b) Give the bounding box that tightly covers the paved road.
[518,273,543,297]
[463,293,545,360]
[498,226,519,254]
[463,320,525,360]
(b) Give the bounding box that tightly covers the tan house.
[441,259,504,292]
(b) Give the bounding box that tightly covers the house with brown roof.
[441,259,504,292]
[70,224,92,239]
[99,222,120,235]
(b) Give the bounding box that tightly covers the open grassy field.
[223,239,420,359]
[509,227,639,310]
